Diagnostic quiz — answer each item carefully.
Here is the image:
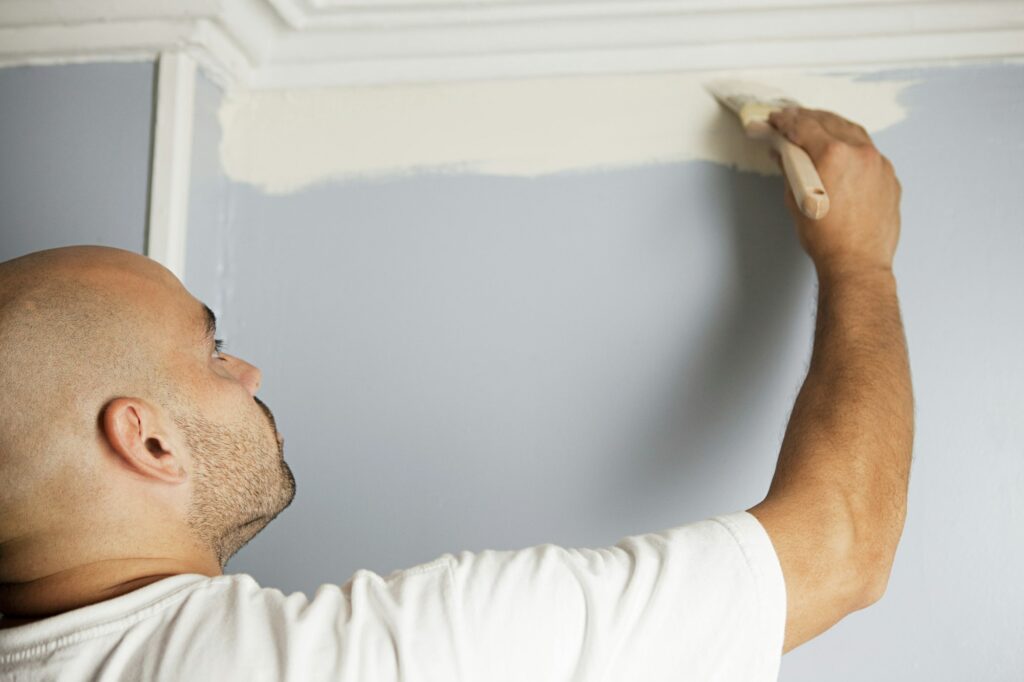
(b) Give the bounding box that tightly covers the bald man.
[0,107,912,680]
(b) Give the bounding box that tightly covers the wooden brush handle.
[769,131,830,220]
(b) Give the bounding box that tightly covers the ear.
[101,397,188,484]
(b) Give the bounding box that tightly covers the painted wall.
[186,62,1024,680]
[0,60,1019,679]
[0,63,154,261]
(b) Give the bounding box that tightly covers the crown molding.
[1,0,1023,88]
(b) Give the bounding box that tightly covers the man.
[0,107,912,679]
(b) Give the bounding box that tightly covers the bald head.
[0,248,178,511]
[0,246,293,589]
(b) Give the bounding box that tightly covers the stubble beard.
[174,401,296,568]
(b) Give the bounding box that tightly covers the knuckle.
[858,144,884,165]
[821,139,849,161]
[859,143,881,158]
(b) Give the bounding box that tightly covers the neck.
[0,556,220,627]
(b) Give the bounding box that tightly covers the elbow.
[849,497,908,610]
[851,521,905,609]
[854,560,892,609]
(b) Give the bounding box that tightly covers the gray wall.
[3,60,1021,680]
[0,62,154,261]
[187,63,1024,681]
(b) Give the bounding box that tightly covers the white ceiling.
[1,0,1023,88]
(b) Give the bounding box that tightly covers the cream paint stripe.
[218,69,917,195]
[147,51,196,282]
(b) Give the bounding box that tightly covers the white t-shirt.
[0,510,786,681]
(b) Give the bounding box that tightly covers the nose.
[223,354,262,396]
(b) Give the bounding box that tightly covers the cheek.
[196,377,255,425]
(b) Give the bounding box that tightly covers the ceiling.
[1,0,1022,88]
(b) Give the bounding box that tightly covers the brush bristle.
[705,78,800,126]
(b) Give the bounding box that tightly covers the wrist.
[814,258,895,285]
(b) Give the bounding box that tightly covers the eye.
[213,338,227,360]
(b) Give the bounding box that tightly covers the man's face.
[161,287,296,567]
[0,246,294,572]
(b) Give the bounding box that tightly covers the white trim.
[146,51,196,282]
[291,0,1022,30]
[0,0,1022,88]
[250,29,1024,89]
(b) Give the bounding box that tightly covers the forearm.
[770,263,914,573]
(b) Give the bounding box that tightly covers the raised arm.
[746,107,915,654]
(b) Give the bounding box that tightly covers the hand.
[768,107,903,278]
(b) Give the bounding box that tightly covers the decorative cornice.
[1,0,1023,88]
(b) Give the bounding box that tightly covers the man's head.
[0,246,294,586]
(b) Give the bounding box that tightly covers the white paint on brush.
[218,70,916,194]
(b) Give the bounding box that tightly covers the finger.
[769,109,833,161]
[804,108,872,146]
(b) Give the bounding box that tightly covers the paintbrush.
[705,79,830,220]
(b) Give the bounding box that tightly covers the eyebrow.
[202,304,218,339]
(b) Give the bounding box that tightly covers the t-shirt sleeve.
[442,510,787,682]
